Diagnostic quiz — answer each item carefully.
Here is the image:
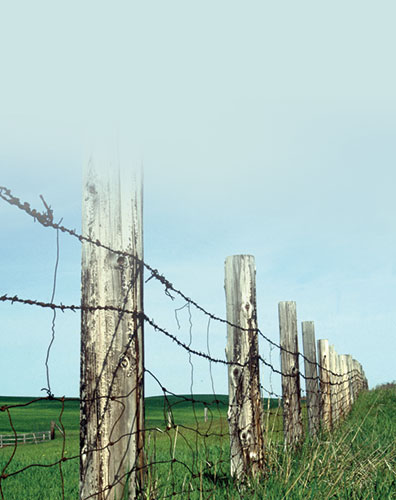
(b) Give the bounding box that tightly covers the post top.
[225,254,255,260]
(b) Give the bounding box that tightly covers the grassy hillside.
[0,387,395,499]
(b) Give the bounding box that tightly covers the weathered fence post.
[359,363,364,393]
[358,362,366,394]
[353,359,362,398]
[225,255,265,478]
[362,365,368,390]
[279,301,303,446]
[351,358,357,401]
[339,355,349,418]
[363,367,369,390]
[346,355,354,406]
[50,421,55,440]
[336,354,343,422]
[317,339,331,430]
[301,321,320,436]
[81,158,145,500]
[329,345,339,426]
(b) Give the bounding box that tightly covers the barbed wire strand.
[0,185,359,379]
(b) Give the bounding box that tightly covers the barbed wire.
[0,184,368,499]
[0,185,359,381]
[0,293,360,391]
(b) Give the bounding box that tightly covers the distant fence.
[0,173,368,500]
[0,430,51,448]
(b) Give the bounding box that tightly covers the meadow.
[0,386,395,499]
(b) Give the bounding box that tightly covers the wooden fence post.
[359,363,364,393]
[81,158,145,500]
[336,354,343,422]
[50,421,55,440]
[355,360,360,393]
[339,355,349,418]
[363,367,369,390]
[351,358,357,401]
[301,321,320,437]
[358,362,366,393]
[167,411,173,429]
[225,255,265,478]
[317,339,331,430]
[279,301,303,446]
[346,355,354,406]
[329,345,339,426]
[353,359,362,398]
[353,360,357,396]
[362,365,368,390]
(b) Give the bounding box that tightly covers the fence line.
[0,431,52,448]
[0,183,368,500]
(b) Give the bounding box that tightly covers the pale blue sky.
[1,1,395,397]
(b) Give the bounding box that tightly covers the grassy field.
[0,387,395,499]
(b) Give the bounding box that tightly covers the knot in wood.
[119,354,133,377]
[117,256,126,267]
[240,428,253,447]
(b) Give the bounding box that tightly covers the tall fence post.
[80,158,145,500]
[225,255,265,478]
[317,339,331,430]
[279,301,303,446]
[301,321,320,437]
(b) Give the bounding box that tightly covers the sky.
[1,1,395,398]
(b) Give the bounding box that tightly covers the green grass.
[259,385,396,499]
[0,387,395,499]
